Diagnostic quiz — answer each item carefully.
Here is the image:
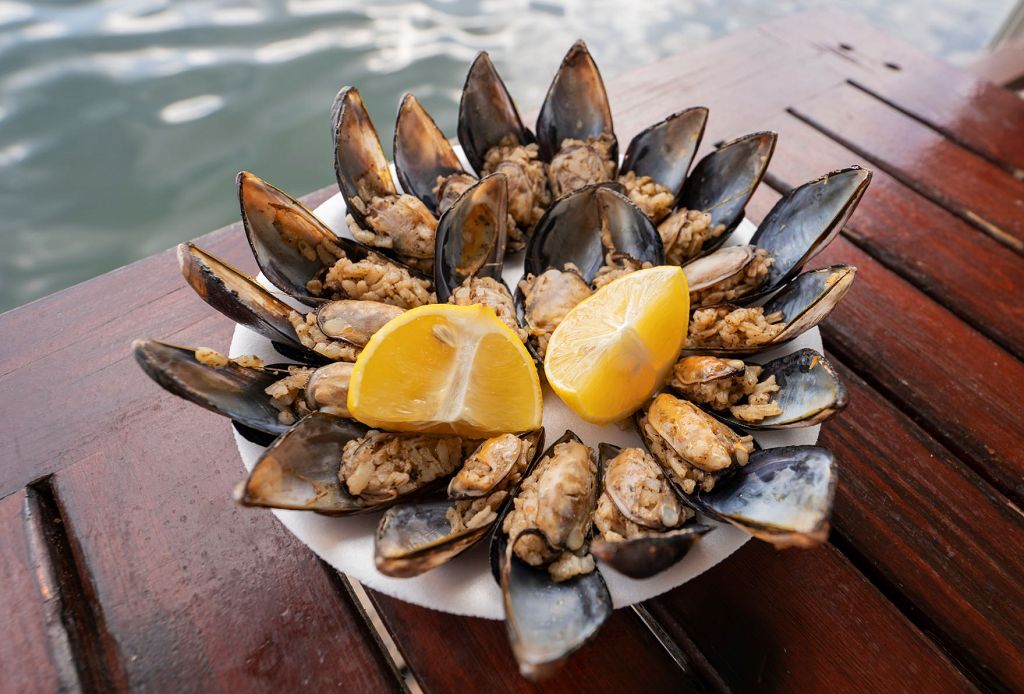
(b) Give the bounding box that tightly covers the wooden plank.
[49,413,400,691]
[369,591,696,693]
[744,187,1024,504]
[790,82,1024,251]
[0,491,65,694]
[759,110,1024,359]
[822,357,1024,689]
[761,9,1024,174]
[646,542,974,691]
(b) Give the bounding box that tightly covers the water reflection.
[0,0,1012,311]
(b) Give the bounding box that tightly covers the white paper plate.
[229,183,821,620]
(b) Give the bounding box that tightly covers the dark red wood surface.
[2,10,1023,693]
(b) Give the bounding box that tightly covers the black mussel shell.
[589,443,710,579]
[331,86,397,228]
[676,131,777,254]
[746,166,871,299]
[177,243,299,349]
[133,340,289,436]
[620,107,709,198]
[458,51,535,176]
[691,445,837,548]
[767,264,857,345]
[488,430,611,680]
[235,412,375,515]
[394,93,469,213]
[238,171,370,305]
[524,184,663,282]
[536,40,616,163]
[374,430,545,578]
[434,173,509,302]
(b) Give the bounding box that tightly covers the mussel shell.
[676,131,777,254]
[133,340,289,435]
[235,412,377,515]
[591,525,710,580]
[237,171,372,305]
[433,173,509,302]
[304,361,354,414]
[177,243,299,349]
[691,349,848,430]
[536,40,616,163]
[746,166,871,298]
[315,300,403,347]
[489,431,611,681]
[458,51,535,176]
[767,265,857,345]
[682,244,757,291]
[331,86,397,228]
[620,107,709,198]
[374,429,544,578]
[691,445,837,548]
[394,93,468,212]
[524,184,663,282]
[588,443,709,579]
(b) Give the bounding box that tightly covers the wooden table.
[3,9,1023,692]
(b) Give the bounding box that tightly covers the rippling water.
[0,0,1011,311]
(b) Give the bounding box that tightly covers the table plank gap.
[24,476,128,692]
[845,78,1024,180]
[760,9,1024,172]
[633,603,731,694]
[784,98,1024,255]
[756,110,1024,361]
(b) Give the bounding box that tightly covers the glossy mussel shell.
[133,340,289,436]
[690,445,837,548]
[374,430,545,578]
[458,51,535,176]
[394,93,469,213]
[489,430,611,680]
[524,184,663,282]
[331,86,398,228]
[676,131,777,254]
[536,40,616,163]
[590,444,710,579]
[744,166,872,300]
[620,106,709,198]
[433,173,509,302]
[237,170,372,305]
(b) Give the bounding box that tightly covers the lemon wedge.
[347,303,542,438]
[544,265,689,424]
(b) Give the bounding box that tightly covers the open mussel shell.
[691,445,837,548]
[133,340,289,436]
[238,171,370,304]
[620,107,709,198]
[688,349,848,430]
[177,243,303,354]
[524,184,663,282]
[394,93,469,212]
[590,444,711,579]
[489,430,612,680]
[374,430,545,578]
[433,173,509,302]
[458,51,535,175]
[235,412,379,515]
[315,300,403,347]
[331,86,397,228]
[536,40,616,163]
[745,166,871,299]
[683,244,758,293]
[676,131,777,254]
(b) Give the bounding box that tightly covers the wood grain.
[791,82,1024,251]
[646,542,974,692]
[759,110,1024,359]
[368,590,698,693]
[822,357,1024,689]
[761,9,1024,174]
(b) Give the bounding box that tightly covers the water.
[0,0,1012,312]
